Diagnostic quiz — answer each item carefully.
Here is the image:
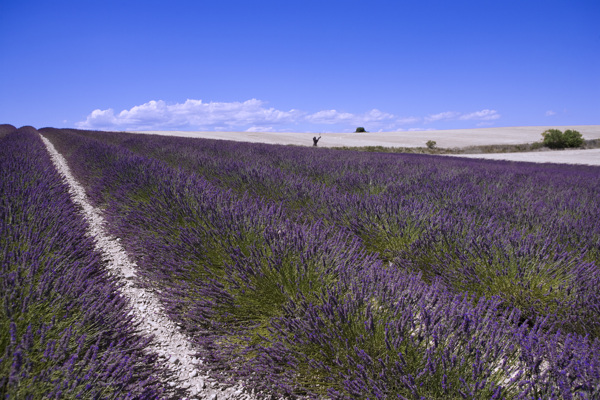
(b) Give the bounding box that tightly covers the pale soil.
[40,133,256,400]
[446,148,600,166]
[132,125,600,166]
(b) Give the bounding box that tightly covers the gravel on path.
[39,133,257,400]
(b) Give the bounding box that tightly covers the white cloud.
[81,108,119,128]
[305,108,395,125]
[77,99,501,132]
[545,110,556,116]
[459,109,500,121]
[424,109,500,123]
[425,111,460,122]
[305,109,356,124]
[77,99,304,131]
[363,109,395,122]
[246,126,275,132]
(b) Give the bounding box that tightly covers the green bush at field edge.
[541,128,584,149]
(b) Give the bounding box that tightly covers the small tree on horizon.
[355,127,366,133]
[541,129,583,149]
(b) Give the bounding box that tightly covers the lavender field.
[3,125,600,399]
[1,126,167,398]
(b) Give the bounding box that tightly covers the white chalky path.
[40,134,256,400]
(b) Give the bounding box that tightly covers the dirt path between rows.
[39,133,256,400]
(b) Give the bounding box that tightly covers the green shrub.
[355,127,366,133]
[541,129,584,149]
[426,140,437,149]
[563,129,584,147]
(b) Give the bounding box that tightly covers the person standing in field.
[313,136,321,146]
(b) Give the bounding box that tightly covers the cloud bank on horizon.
[77,99,501,132]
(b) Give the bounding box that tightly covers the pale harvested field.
[445,148,600,166]
[133,125,600,166]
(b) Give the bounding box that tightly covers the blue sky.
[1,0,598,133]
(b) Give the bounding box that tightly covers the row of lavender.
[67,129,600,338]
[1,126,167,398]
[41,128,600,398]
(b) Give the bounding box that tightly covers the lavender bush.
[1,127,167,398]
[72,129,600,337]
[0,124,16,139]
[39,128,600,398]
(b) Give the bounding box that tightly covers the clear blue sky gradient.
[1,0,599,132]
